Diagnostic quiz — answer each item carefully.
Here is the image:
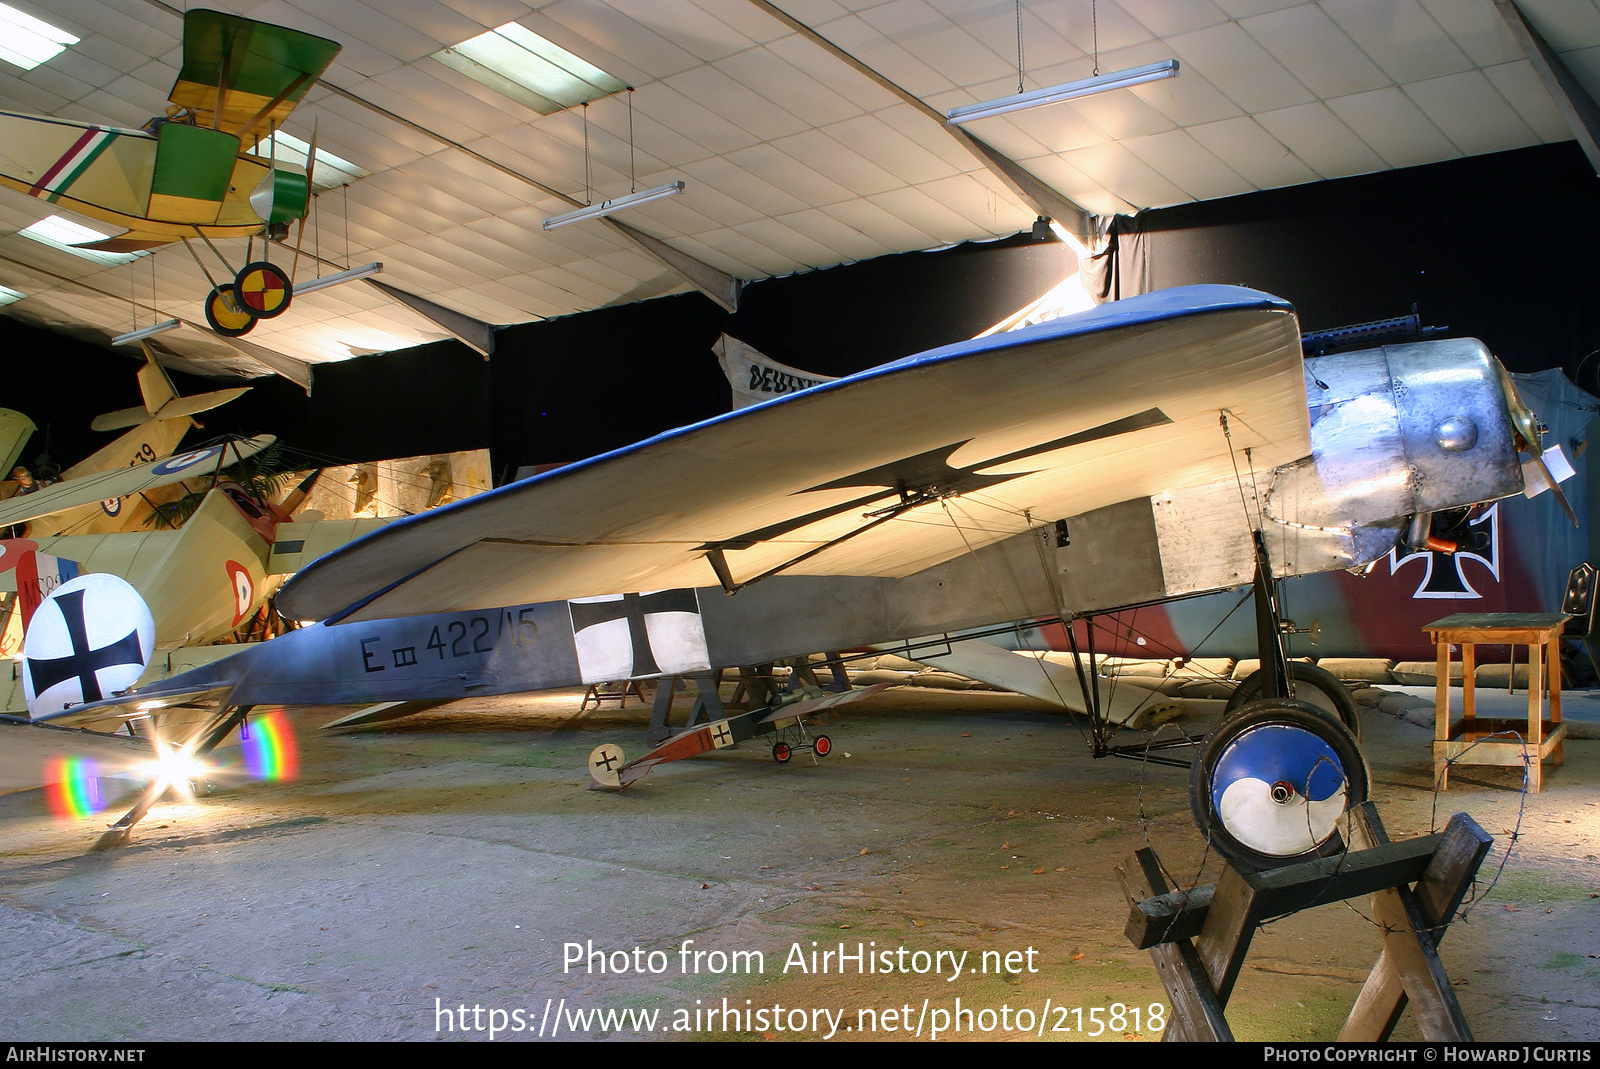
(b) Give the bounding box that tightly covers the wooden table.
[1423,613,1567,792]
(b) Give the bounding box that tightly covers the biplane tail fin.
[90,346,249,432]
[0,408,36,474]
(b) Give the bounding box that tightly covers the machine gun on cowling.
[1300,305,1448,356]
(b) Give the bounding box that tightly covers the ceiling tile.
[1478,60,1569,142]
[1067,89,1178,140]
[677,153,813,216]
[718,47,863,127]
[763,33,903,112]
[766,129,904,197]
[1325,86,1460,167]
[284,0,442,61]
[814,13,953,98]
[604,0,759,62]
[1404,70,1539,157]
[535,0,702,82]
[1121,128,1250,201]
[1059,140,1191,210]
[1116,0,1232,38]
[249,1,406,78]
[1238,4,1392,99]
[1166,20,1318,113]
[1186,115,1320,190]
[1513,0,1600,52]
[1319,0,1472,84]
[366,0,489,49]
[1415,0,1522,67]
[865,184,992,244]
[822,112,961,185]
[664,64,812,141]
[1254,101,1386,180]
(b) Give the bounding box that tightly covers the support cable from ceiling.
[135,0,740,313]
[745,0,1102,244]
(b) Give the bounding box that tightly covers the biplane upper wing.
[167,9,341,145]
[0,435,274,529]
[278,286,1311,624]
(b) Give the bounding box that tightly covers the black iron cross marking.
[26,589,144,702]
[569,589,699,677]
[710,721,732,747]
[709,407,1172,549]
[593,749,620,772]
[1390,506,1499,599]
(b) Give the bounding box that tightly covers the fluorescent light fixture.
[0,284,23,305]
[0,2,78,71]
[946,60,1180,124]
[256,132,369,192]
[111,319,180,346]
[542,182,684,230]
[434,21,625,115]
[293,261,382,295]
[19,215,146,265]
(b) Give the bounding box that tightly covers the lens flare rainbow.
[241,709,298,781]
[43,756,103,819]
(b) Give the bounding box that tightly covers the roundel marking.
[151,445,225,477]
[226,560,255,626]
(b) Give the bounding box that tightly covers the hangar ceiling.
[0,0,1594,385]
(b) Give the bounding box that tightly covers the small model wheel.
[234,261,293,318]
[1225,661,1361,741]
[772,741,792,763]
[813,734,832,757]
[1191,698,1369,870]
[205,283,256,337]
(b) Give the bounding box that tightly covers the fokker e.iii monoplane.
[14,285,1556,869]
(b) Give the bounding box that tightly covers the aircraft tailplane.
[137,347,178,416]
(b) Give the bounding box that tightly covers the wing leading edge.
[278,285,1308,623]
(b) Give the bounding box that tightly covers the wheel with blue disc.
[1190,698,1368,870]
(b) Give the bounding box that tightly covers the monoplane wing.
[0,436,273,529]
[279,286,1310,624]
[167,9,341,144]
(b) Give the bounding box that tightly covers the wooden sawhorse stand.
[1121,802,1492,1042]
[1424,613,1568,792]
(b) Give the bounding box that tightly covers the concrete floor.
[0,686,1596,1043]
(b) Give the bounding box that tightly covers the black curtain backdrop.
[4,141,1596,481]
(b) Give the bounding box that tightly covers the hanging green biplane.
[0,9,341,337]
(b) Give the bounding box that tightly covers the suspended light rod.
[294,261,383,295]
[946,60,1180,124]
[111,318,180,346]
[542,181,685,230]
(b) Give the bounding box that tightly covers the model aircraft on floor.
[0,9,340,336]
[13,285,1547,868]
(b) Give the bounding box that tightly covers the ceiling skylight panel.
[18,215,144,265]
[257,132,370,192]
[433,22,626,115]
[0,3,78,71]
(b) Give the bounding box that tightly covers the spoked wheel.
[1225,661,1361,741]
[234,261,293,318]
[813,734,831,757]
[1191,698,1369,870]
[772,741,792,763]
[205,283,256,337]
